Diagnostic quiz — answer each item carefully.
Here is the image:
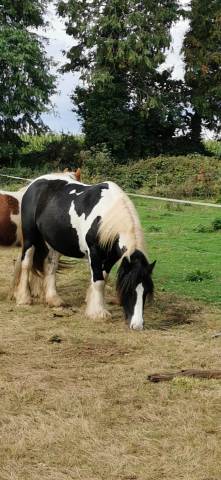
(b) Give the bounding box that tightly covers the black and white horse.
[14,173,155,330]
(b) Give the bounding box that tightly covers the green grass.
[0,169,220,306]
[134,197,221,305]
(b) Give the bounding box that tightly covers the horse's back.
[21,176,127,257]
[22,178,87,257]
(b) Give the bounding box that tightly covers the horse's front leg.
[44,248,64,307]
[85,248,111,320]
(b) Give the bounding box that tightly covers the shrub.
[194,224,212,233]
[20,134,85,169]
[185,270,213,282]
[204,140,221,159]
[148,225,162,232]
[211,218,221,231]
[81,144,114,179]
[165,202,184,212]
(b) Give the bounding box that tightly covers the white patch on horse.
[118,235,130,256]
[68,186,115,254]
[85,280,110,319]
[130,283,144,330]
[69,189,85,195]
[4,188,26,245]
[29,172,79,186]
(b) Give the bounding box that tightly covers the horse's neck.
[118,233,137,258]
[98,188,145,256]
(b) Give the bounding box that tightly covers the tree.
[0,1,56,161]
[58,0,182,160]
[183,0,221,144]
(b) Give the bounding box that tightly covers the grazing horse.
[14,173,155,329]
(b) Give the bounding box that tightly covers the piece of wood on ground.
[212,332,221,338]
[147,369,221,383]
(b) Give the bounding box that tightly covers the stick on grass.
[147,369,221,383]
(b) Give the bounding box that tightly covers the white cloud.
[38,4,79,133]
[163,18,190,80]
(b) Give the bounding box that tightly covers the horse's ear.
[75,168,81,181]
[148,260,156,274]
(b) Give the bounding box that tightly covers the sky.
[41,1,190,134]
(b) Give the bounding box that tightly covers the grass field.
[0,196,221,479]
[134,197,221,305]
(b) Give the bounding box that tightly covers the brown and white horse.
[0,187,26,246]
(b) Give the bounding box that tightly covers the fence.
[1,173,220,209]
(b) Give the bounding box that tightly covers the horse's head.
[117,250,156,330]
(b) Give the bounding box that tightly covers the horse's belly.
[0,218,17,246]
[47,238,85,259]
[38,220,86,259]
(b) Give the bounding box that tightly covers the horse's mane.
[98,183,145,257]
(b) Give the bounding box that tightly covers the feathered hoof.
[16,295,32,306]
[46,295,65,308]
[85,308,112,320]
[107,295,121,305]
[130,320,143,331]
[29,274,43,298]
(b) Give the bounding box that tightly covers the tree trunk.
[191,111,202,145]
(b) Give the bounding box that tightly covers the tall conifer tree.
[0,0,56,160]
[183,0,221,143]
[58,0,182,159]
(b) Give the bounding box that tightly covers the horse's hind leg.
[29,271,44,300]
[9,251,22,300]
[43,248,64,307]
[15,243,34,305]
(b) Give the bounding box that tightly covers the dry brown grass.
[0,248,221,480]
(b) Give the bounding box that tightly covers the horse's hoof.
[46,296,65,308]
[130,322,143,331]
[107,295,121,305]
[99,309,112,320]
[16,296,32,306]
[85,309,112,320]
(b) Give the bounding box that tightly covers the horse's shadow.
[143,292,201,331]
[56,274,201,331]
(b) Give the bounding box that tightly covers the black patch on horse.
[22,179,83,258]
[22,179,110,259]
[65,182,109,219]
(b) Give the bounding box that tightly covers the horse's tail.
[32,232,49,275]
[98,186,145,257]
